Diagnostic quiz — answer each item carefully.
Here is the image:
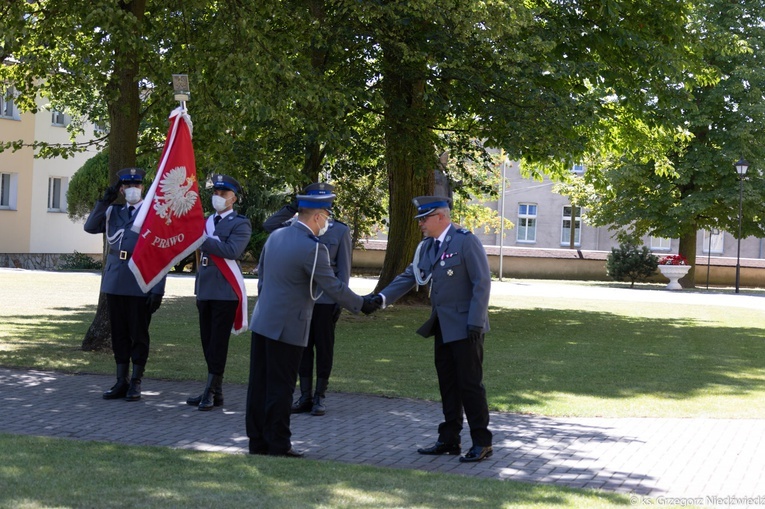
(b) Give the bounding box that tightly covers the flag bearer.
[84,167,165,402]
[187,174,251,411]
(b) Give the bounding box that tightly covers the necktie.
[128,206,135,216]
[214,215,221,227]
[432,240,441,262]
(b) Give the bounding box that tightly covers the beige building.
[474,160,765,261]
[1,88,101,269]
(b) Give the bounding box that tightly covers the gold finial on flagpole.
[172,74,190,110]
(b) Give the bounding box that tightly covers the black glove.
[146,294,163,314]
[361,294,383,315]
[332,304,342,323]
[101,183,122,203]
[467,325,483,343]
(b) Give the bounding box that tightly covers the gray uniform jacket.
[262,205,352,306]
[250,221,363,347]
[379,224,490,343]
[195,212,252,301]
[83,200,166,297]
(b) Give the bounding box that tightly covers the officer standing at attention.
[84,167,165,401]
[187,174,252,411]
[246,189,379,457]
[263,182,352,416]
[371,196,493,462]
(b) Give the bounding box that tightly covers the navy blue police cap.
[413,195,452,219]
[302,182,335,196]
[297,182,336,209]
[211,174,242,194]
[117,167,146,183]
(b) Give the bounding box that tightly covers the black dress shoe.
[459,445,493,463]
[417,441,461,455]
[270,448,304,458]
[248,447,268,456]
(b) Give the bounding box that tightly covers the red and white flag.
[129,107,206,293]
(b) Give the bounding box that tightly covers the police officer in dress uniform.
[186,175,252,411]
[373,196,493,462]
[84,167,166,401]
[246,190,379,457]
[263,182,352,416]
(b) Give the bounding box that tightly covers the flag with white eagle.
[129,107,206,293]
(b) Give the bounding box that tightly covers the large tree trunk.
[374,45,435,302]
[678,229,697,289]
[300,0,328,184]
[81,0,145,351]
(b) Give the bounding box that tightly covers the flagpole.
[172,74,190,111]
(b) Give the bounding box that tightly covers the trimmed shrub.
[58,251,103,271]
[606,243,658,287]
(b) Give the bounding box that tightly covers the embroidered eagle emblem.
[153,166,199,225]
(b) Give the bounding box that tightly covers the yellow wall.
[0,110,35,252]
[0,102,101,257]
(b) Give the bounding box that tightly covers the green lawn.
[0,433,634,509]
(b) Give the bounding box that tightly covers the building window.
[650,237,672,251]
[1,172,18,210]
[1,87,18,119]
[702,229,724,254]
[517,203,537,243]
[48,177,67,212]
[572,163,585,175]
[51,110,67,126]
[561,206,581,245]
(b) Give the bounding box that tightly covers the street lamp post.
[734,157,749,294]
[499,157,507,281]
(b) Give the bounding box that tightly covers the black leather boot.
[124,364,144,401]
[311,378,329,416]
[103,363,130,400]
[291,377,313,413]
[198,373,223,411]
[186,375,224,407]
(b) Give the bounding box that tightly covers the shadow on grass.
[2,434,630,508]
[3,296,765,415]
[0,296,257,381]
[333,304,765,415]
[489,306,765,400]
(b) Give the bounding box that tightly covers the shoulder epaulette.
[457,228,471,235]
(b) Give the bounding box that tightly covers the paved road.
[2,367,765,505]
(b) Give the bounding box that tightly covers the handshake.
[361,293,383,315]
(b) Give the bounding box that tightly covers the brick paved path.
[3,367,764,503]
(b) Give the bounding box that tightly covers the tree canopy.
[557,0,765,287]
[1,0,732,294]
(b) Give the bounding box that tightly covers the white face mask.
[211,195,229,213]
[124,187,142,205]
[317,214,329,236]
